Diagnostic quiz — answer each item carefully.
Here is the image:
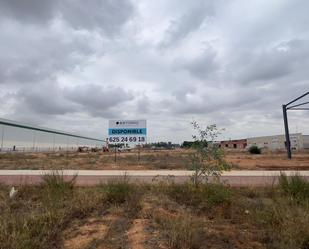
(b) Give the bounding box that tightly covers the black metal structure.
[282,91,309,159]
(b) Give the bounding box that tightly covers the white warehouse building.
[247,133,309,151]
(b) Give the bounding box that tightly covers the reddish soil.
[0,149,308,171]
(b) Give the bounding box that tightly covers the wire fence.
[0,118,105,152]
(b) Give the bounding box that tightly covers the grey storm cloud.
[175,47,218,80]
[0,0,134,33]
[0,22,102,85]
[1,0,309,142]
[160,1,216,47]
[65,84,133,109]
[65,84,134,117]
[13,83,135,119]
[168,87,262,115]
[236,39,309,84]
[14,83,77,118]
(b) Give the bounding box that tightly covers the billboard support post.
[137,144,141,164]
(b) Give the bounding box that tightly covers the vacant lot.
[0,149,309,170]
[0,173,308,249]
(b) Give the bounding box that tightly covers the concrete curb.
[0,170,308,186]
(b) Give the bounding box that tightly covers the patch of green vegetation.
[165,183,231,210]
[252,199,309,249]
[0,172,105,249]
[98,178,143,217]
[279,173,309,200]
[248,145,261,154]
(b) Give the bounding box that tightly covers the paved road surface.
[0,170,308,186]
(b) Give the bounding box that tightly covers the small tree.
[189,121,230,187]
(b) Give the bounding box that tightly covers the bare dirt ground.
[0,149,309,170]
[226,152,309,170]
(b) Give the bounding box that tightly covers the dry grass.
[0,173,308,249]
[1,149,309,170]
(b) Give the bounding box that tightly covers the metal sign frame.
[282,91,309,159]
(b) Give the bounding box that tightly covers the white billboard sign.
[108,120,147,145]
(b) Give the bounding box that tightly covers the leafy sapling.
[189,121,230,187]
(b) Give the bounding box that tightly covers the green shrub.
[99,178,142,217]
[102,181,133,204]
[166,183,231,210]
[41,171,77,206]
[253,200,309,249]
[0,210,65,249]
[0,184,105,249]
[248,145,261,154]
[279,173,309,200]
[42,171,76,192]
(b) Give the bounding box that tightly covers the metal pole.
[33,131,36,151]
[1,125,4,151]
[114,146,117,164]
[283,105,292,159]
[53,134,55,152]
[66,136,69,151]
[137,144,140,164]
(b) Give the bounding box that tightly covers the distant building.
[218,133,309,151]
[247,133,309,150]
[219,139,247,149]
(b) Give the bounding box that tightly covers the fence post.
[1,125,4,151]
[66,136,69,151]
[53,134,55,152]
[32,131,36,151]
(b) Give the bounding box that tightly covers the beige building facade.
[247,133,309,151]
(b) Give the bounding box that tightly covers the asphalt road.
[0,170,309,186]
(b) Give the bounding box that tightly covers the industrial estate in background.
[219,133,309,151]
[1,117,308,153]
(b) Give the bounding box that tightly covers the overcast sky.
[0,0,309,143]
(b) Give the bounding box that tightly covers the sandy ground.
[226,152,309,170]
[0,149,309,171]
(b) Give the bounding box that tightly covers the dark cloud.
[11,83,135,120]
[15,83,77,116]
[65,84,134,117]
[175,47,218,80]
[59,0,134,32]
[161,1,215,47]
[0,0,56,24]
[0,0,134,33]
[235,39,309,84]
[0,21,100,85]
